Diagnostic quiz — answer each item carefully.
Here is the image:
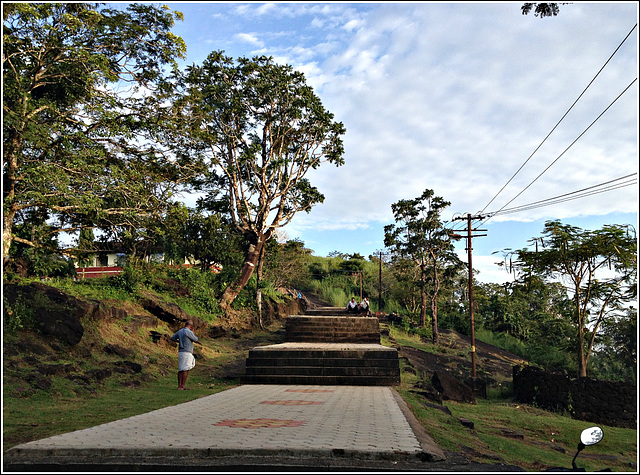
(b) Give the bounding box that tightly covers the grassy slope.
[2,286,637,472]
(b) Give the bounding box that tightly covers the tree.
[263,238,313,291]
[521,3,564,18]
[3,3,192,267]
[178,52,346,310]
[384,189,459,344]
[592,308,636,382]
[508,220,637,377]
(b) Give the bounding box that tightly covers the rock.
[432,370,476,404]
[25,373,52,391]
[423,401,452,415]
[501,428,525,439]
[209,325,228,338]
[36,363,76,376]
[139,291,205,331]
[113,361,142,374]
[413,380,444,404]
[402,366,418,375]
[85,368,113,382]
[4,283,85,345]
[104,344,133,358]
[458,417,475,429]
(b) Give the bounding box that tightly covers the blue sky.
[148,2,637,283]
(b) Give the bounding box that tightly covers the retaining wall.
[513,365,636,429]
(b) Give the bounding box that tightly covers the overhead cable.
[480,23,638,214]
[488,78,637,218]
[446,173,637,233]
[487,173,637,217]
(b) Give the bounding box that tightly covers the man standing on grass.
[171,320,198,390]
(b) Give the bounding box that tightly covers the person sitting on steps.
[359,297,370,316]
[345,297,359,314]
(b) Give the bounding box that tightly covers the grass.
[391,330,637,472]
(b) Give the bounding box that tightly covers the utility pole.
[452,213,487,379]
[378,251,383,311]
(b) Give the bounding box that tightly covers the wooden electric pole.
[452,213,487,379]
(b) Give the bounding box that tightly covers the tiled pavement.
[4,384,450,472]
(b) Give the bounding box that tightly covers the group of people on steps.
[345,297,371,316]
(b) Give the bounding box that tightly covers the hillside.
[2,282,636,471]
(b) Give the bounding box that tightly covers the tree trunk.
[255,244,266,329]
[431,263,440,346]
[420,288,427,328]
[575,291,587,377]
[219,235,264,311]
[2,205,16,267]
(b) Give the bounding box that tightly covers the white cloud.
[234,33,264,48]
[169,2,637,266]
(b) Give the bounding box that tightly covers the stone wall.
[513,365,636,429]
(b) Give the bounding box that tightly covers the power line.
[487,78,638,218]
[487,173,637,217]
[480,23,638,214]
[445,173,637,233]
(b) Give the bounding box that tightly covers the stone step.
[304,307,370,317]
[244,365,398,377]
[285,316,380,344]
[247,345,397,360]
[286,333,380,343]
[240,374,401,385]
[245,357,400,368]
[243,343,401,386]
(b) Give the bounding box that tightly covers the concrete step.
[242,343,401,386]
[244,365,398,377]
[285,316,380,344]
[304,307,352,316]
[245,357,400,368]
[286,333,380,343]
[241,374,401,385]
[247,345,398,359]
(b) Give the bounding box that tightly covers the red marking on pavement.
[213,418,305,428]
[285,389,334,393]
[260,400,323,405]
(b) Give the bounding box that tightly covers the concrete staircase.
[242,307,401,386]
[286,315,380,343]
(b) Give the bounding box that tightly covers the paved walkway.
[4,384,451,472]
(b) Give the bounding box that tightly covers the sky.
[148,1,637,284]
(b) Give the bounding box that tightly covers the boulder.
[432,370,476,404]
[4,283,85,345]
[139,291,205,331]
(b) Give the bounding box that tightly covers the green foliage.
[110,261,152,294]
[3,2,190,265]
[3,295,36,334]
[475,327,575,372]
[176,51,346,308]
[505,220,637,377]
[521,3,562,18]
[384,189,461,332]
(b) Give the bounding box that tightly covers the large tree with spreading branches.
[507,220,637,378]
[177,52,345,310]
[3,3,194,267]
[384,189,460,344]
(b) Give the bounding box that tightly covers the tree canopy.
[521,3,564,18]
[384,189,460,343]
[3,3,192,266]
[176,52,346,309]
[507,220,637,377]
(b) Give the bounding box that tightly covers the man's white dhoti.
[178,352,195,372]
